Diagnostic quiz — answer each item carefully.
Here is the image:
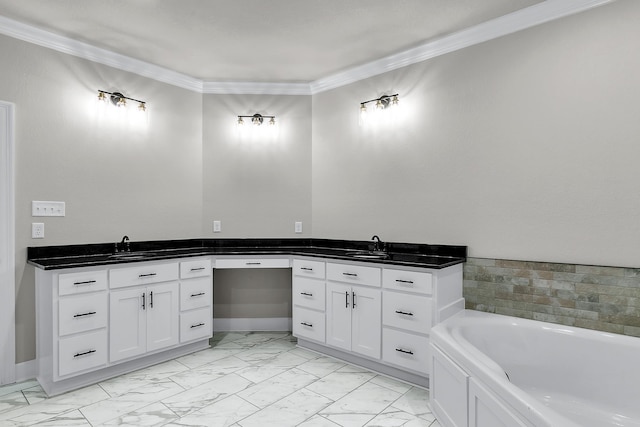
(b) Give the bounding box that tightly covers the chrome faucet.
[371,235,384,252]
[119,235,130,252]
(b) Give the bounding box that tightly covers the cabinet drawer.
[110,262,179,289]
[180,258,212,279]
[383,291,432,333]
[180,308,212,343]
[293,306,325,343]
[215,258,291,269]
[59,270,107,296]
[383,269,432,295]
[58,329,107,377]
[180,277,212,311]
[327,263,381,287]
[382,328,430,375]
[59,293,108,337]
[293,277,325,311]
[292,259,326,279]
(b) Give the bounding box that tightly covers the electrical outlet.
[213,220,221,233]
[295,221,303,233]
[32,223,44,239]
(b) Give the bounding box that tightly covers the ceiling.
[0,0,544,83]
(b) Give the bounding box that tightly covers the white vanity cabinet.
[325,262,382,359]
[292,259,326,343]
[178,258,213,343]
[292,258,464,388]
[35,258,212,396]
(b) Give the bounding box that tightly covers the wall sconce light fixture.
[360,94,399,113]
[237,113,275,126]
[98,90,147,111]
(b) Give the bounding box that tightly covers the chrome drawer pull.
[73,280,96,286]
[395,348,414,355]
[300,267,314,271]
[142,293,146,310]
[139,273,157,278]
[343,272,358,277]
[345,291,350,308]
[190,323,205,328]
[74,349,96,358]
[352,291,356,308]
[150,291,153,308]
[300,292,313,297]
[73,311,97,318]
[191,292,206,297]
[395,279,414,284]
[395,310,414,316]
[190,267,206,272]
[300,322,313,327]
[245,262,261,265]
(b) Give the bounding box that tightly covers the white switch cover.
[32,201,65,217]
[213,220,221,233]
[32,223,44,239]
[295,221,303,233]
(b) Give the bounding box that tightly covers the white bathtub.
[430,310,640,427]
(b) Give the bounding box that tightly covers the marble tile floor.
[0,332,442,426]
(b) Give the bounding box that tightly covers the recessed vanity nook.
[28,237,466,396]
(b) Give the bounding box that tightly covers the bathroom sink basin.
[347,251,390,260]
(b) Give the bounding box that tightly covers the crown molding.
[0,15,203,92]
[310,0,615,94]
[0,0,614,96]
[202,81,311,95]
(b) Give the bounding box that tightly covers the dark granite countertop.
[27,238,466,270]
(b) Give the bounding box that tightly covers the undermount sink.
[348,251,390,260]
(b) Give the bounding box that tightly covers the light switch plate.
[213,220,221,233]
[295,221,303,233]
[32,201,65,217]
[32,223,44,239]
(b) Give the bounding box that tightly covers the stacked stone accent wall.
[464,258,640,337]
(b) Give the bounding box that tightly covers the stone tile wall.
[463,258,640,337]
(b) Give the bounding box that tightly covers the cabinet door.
[146,282,179,353]
[325,282,352,351]
[351,285,381,359]
[109,287,146,362]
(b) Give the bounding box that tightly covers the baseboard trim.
[14,359,37,383]
[213,317,292,332]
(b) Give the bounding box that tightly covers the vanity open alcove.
[28,238,466,396]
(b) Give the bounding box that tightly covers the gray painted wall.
[312,0,640,268]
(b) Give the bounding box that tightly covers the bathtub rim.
[430,310,599,427]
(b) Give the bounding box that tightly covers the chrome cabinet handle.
[300,267,314,271]
[300,292,313,297]
[142,293,146,310]
[352,291,356,308]
[245,262,261,265]
[191,292,205,297]
[395,279,414,284]
[150,291,153,308]
[345,291,350,308]
[190,323,205,328]
[395,348,414,355]
[190,267,205,271]
[395,310,414,316]
[74,349,96,358]
[300,322,313,327]
[73,280,96,286]
[343,272,358,277]
[73,311,97,318]
[139,273,157,278]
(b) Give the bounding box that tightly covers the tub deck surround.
[430,310,640,427]
[27,238,467,270]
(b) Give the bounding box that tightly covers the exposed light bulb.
[97,91,107,102]
[269,117,275,125]
[237,117,244,125]
[138,102,146,112]
[117,97,126,108]
[375,99,383,109]
[392,95,399,106]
